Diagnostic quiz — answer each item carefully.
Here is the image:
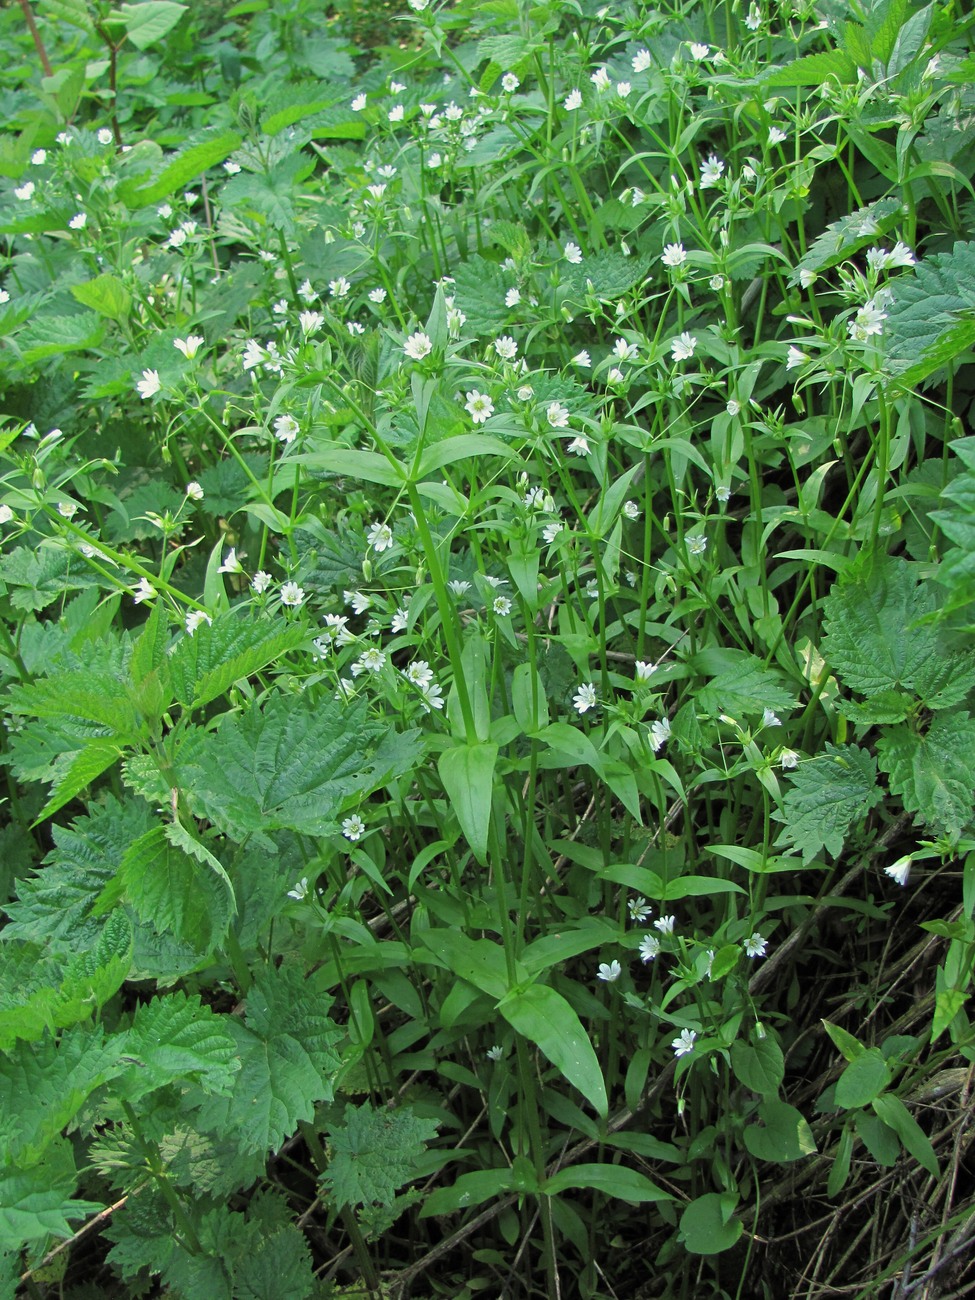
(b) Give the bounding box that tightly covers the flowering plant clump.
[0,0,971,1295]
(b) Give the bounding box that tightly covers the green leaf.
[167,610,306,709]
[119,993,240,1100]
[730,1036,785,1096]
[110,0,186,47]
[871,1094,939,1177]
[418,1167,518,1217]
[827,1124,855,1198]
[762,48,857,87]
[295,446,404,486]
[877,712,975,834]
[321,1103,440,1208]
[437,743,498,865]
[542,1163,671,1203]
[33,741,121,824]
[835,1048,890,1108]
[120,131,242,207]
[195,966,341,1153]
[691,649,796,717]
[680,1192,743,1255]
[116,826,233,953]
[743,1099,817,1163]
[822,1019,866,1062]
[0,1138,102,1250]
[498,983,608,1117]
[791,198,904,282]
[884,242,975,384]
[69,274,132,322]
[417,930,510,1000]
[774,743,883,863]
[173,693,421,839]
[18,313,105,362]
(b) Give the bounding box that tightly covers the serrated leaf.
[876,712,975,833]
[18,313,105,362]
[823,558,934,695]
[121,131,242,207]
[117,826,233,953]
[167,610,305,709]
[119,993,239,1099]
[791,198,905,282]
[33,741,121,824]
[0,1138,102,1250]
[693,649,797,717]
[195,966,341,1153]
[884,242,975,384]
[762,48,857,87]
[774,743,883,863]
[173,693,421,839]
[69,274,132,321]
[322,1103,439,1208]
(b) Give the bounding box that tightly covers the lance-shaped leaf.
[498,983,608,1117]
[437,742,498,864]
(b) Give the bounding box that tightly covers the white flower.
[242,339,266,370]
[299,310,323,335]
[848,298,887,340]
[345,589,372,615]
[185,481,204,501]
[97,128,113,145]
[628,896,652,921]
[762,707,781,727]
[492,595,511,616]
[798,268,817,289]
[494,335,518,360]
[727,399,741,416]
[280,581,305,607]
[568,436,590,456]
[564,241,583,264]
[252,570,272,593]
[744,932,768,958]
[388,104,405,122]
[662,242,687,268]
[780,748,800,770]
[650,717,671,751]
[635,661,656,682]
[885,855,913,887]
[165,228,187,249]
[133,577,155,604]
[298,279,317,303]
[710,274,726,291]
[623,500,640,521]
[632,49,652,72]
[390,608,408,633]
[218,548,243,574]
[223,160,241,174]
[502,72,519,92]
[746,2,762,27]
[716,485,731,502]
[352,648,387,676]
[31,149,46,165]
[542,521,562,544]
[597,960,622,982]
[786,344,808,370]
[505,287,521,307]
[274,414,300,444]
[448,580,471,596]
[420,681,444,712]
[157,202,173,219]
[573,682,598,714]
[0,290,8,304]
[367,521,394,552]
[639,934,661,962]
[287,877,309,901]
[328,276,351,299]
[342,814,367,841]
[369,287,387,303]
[136,369,161,399]
[0,504,13,525]
[486,1044,504,1061]
[407,0,429,10]
[612,338,637,362]
[404,660,434,689]
[617,81,631,98]
[185,610,212,635]
[591,67,610,91]
[699,154,725,187]
[173,334,204,359]
[352,93,367,111]
[517,384,534,401]
[572,350,591,367]
[404,331,433,360]
[671,332,697,362]
[886,240,916,269]
[687,534,707,555]
[547,401,570,428]
[323,613,353,644]
[768,126,787,145]
[689,42,710,59]
[68,212,87,230]
[672,1028,697,1057]
[564,89,583,110]
[465,390,494,424]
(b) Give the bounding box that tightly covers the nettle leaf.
[167,610,306,709]
[173,693,422,839]
[692,649,797,717]
[17,312,105,362]
[322,1102,440,1209]
[931,438,975,613]
[118,993,240,1100]
[452,256,513,333]
[0,544,98,612]
[116,825,234,953]
[790,198,904,282]
[196,965,342,1153]
[0,1026,121,1167]
[877,712,975,834]
[822,558,975,706]
[884,241,975,385]
[0,1137,102,1250]
[774,743,883,863]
